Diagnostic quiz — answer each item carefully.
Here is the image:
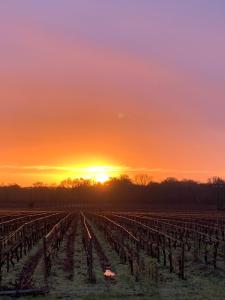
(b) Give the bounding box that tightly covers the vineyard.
[0,210,225,299]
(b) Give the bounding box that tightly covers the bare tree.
[134,174,152,186]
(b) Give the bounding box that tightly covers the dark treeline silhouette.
[0,175,225,211]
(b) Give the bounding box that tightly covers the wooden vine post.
[88,236,93,282]
[0,239,2,287]
[43,236,48,288]
[81,213,94,282]
[180,243,185,279]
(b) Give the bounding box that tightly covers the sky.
[0,0,225,185]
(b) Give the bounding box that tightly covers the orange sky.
[0,1,225,186]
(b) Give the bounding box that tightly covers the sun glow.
[85,166,112,183]
[94,173,109,183]
[45,163,123,185]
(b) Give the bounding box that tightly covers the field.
[0,210,225,299]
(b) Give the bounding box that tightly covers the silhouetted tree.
[134,174,152,186]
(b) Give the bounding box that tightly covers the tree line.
[0,175,225,210]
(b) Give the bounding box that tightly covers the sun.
[56,164,120,184]
[86,166,111,183]
[95,173,109,183]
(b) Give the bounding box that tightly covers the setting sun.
[94,173,109,183]
[84,166,113,183]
